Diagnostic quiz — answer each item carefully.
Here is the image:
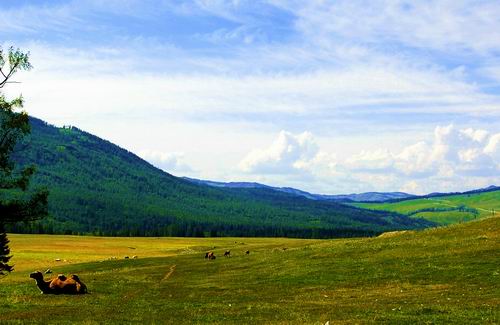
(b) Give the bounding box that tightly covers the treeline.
[406,205,479,217]
[6,217,378,239]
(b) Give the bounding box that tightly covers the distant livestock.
[30,271,87,294]
[224,251,231,257]
[205,251,216,260]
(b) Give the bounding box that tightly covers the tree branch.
[0,63,19,89]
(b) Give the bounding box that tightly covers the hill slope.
[8,117,432,237]
[355,190,500,225]
[2,215,498,323]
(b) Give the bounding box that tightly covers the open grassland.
[355,190,500,225]
[1,217,499,324]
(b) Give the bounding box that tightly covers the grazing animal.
[245,250,250,255]
[205,251,216,260]
[224,250,231,257]
[30,271,87,295]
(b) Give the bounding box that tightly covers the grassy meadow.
[355,190,500,225]
[0,216,499,324]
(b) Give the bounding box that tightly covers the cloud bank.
[239,126,500,194]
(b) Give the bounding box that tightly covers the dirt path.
[161,265,177,282]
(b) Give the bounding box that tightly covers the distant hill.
[354,189,500,225]
[184,179,500,203]
[183,177,416,202]
[418,185,500,200]
[320,191,416,202]
[6,117,433,238]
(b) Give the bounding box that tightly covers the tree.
[0,46,49,277]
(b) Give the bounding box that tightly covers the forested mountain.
[7,117,434,238]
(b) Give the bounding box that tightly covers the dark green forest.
[6,118,434,238]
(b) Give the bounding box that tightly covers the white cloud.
[0,3,80,34]
[394,142,434,176]
[276,1,500,54]
[350,125,500,178]
[10,43,498,129]
[239,125,500,194]
[346,149,393,172]
[481,65,500,82]
[484,133,500,164]
[461,128,489,143]
[400,180,423,195]
[0,0,173,34]
[239,130,319,174]
[138,150,193,174]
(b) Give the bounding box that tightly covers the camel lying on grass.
[30,271,87,294]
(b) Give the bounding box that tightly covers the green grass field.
[355,190,500,225]
[1,216,499,324]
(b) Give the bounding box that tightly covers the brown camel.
[205,251,216,260]
[30,271,87,294]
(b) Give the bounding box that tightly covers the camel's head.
[29,271,43,280]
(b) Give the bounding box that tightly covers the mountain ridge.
[184,177,416,202]
[183,177,498,203]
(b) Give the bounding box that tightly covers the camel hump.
[71,274,88,294]
[57,274,67,281]
[77,281,88,293]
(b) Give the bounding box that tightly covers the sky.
[1,0,500,195]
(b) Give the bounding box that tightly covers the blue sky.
[1,0,500,194]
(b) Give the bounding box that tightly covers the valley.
[1,215,498,323]
[7,118,432,238]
